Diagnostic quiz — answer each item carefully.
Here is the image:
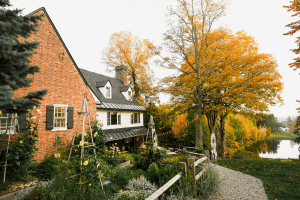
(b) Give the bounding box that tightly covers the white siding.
[97,110,144,130]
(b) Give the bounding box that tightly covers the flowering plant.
[6,107,40,180]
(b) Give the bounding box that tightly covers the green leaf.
[6,153,12,158]
[14,156,19,160]
[16,161,20,166]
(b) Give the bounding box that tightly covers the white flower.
[55,153,60,158]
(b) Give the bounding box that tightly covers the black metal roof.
[79,68,146,111]
[104,126,148,142]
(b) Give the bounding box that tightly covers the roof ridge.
[24,7,92,98]
[79,68,119,81]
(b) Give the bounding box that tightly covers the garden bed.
[0,177,39,197]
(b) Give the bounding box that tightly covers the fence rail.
[146,152,209,200]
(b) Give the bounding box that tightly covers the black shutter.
[18,112,27,132]
[67,107,74,129]
[46,105,54,130]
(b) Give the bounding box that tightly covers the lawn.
[268,131,298,140]
[216,158,300,200]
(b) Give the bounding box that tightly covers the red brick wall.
[14,10,97,161]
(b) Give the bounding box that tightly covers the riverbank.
[268,131,298,140]
[215,158,300,200]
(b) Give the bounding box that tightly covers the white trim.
[98,81,112,99]
[88,87,101,104]
[121,87,132,101]
[52,104,68,131]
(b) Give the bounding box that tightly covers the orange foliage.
[172,113,188,141]
[224,114,268,156]
[102,30,158,105]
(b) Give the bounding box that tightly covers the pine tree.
[0,0,47,114]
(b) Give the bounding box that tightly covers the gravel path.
[206,163,268,200]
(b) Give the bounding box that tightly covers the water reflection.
[258,140,300,159]
[245,139,300,159]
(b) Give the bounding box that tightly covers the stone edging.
[0,185,36,200]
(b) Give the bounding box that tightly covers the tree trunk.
[206,112,221,155]
[219,113,227,159]
[206,113,217,135]
[195,104,203,149]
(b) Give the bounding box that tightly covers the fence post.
[188,158,195,177]
[205,150,210,163]
[183,147,186,155]
[178,162,187,178]
[188,158,196,195]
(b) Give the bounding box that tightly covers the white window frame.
[52,104,68,131]
[0,111,17,134]
[128,91,132,101]
[106,86,111,98]
[131,113,140,124]
[107,111,121,126]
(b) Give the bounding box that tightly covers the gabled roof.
[119,86,130,92]
[96,81,110,88]
[79,68,146,111]
[25,7,91,97]
[26,8,145,112]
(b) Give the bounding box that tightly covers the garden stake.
[2,114,19,183]
[63,95,104,195]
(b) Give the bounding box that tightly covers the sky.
[8,0,300,121]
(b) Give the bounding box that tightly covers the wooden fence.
[145,152,209,200]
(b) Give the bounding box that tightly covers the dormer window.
[128,91,132,101]
[106,86,111,98]
[120,86,132,101]
[97,81,112,99]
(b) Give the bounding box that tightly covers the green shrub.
[134,147,166,171]
[119,153,135,164]
[6,109,39,181]
[28,154,58,180]
[195,165,219,196]
[147,162,160,183]
[113,167,133,189]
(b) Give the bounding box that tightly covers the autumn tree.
[0,0,48,114]
[162,27,283,157]
[172,113,188,144]
[158,0,228,148]
[284,0,300,69]
[102,30,158,105]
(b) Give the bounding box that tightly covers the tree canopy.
[102,30,158,106]
[0,0,48,114]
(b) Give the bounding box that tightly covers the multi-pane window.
[106,86,111,98]
[131,113,140,124]
[54,106,67,128]
[0,111,17,133]
[107,112,121,125]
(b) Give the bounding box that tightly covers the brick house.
[11,7,146,161]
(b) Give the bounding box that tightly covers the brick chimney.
[115,65,128,86]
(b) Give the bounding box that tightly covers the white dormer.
[121,87,133,101]
[99,81,112,99]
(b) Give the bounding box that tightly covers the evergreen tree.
[0,0,47,114]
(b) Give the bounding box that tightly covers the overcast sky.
[9,0,300,121]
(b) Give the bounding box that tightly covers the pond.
[257,140,300,159]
